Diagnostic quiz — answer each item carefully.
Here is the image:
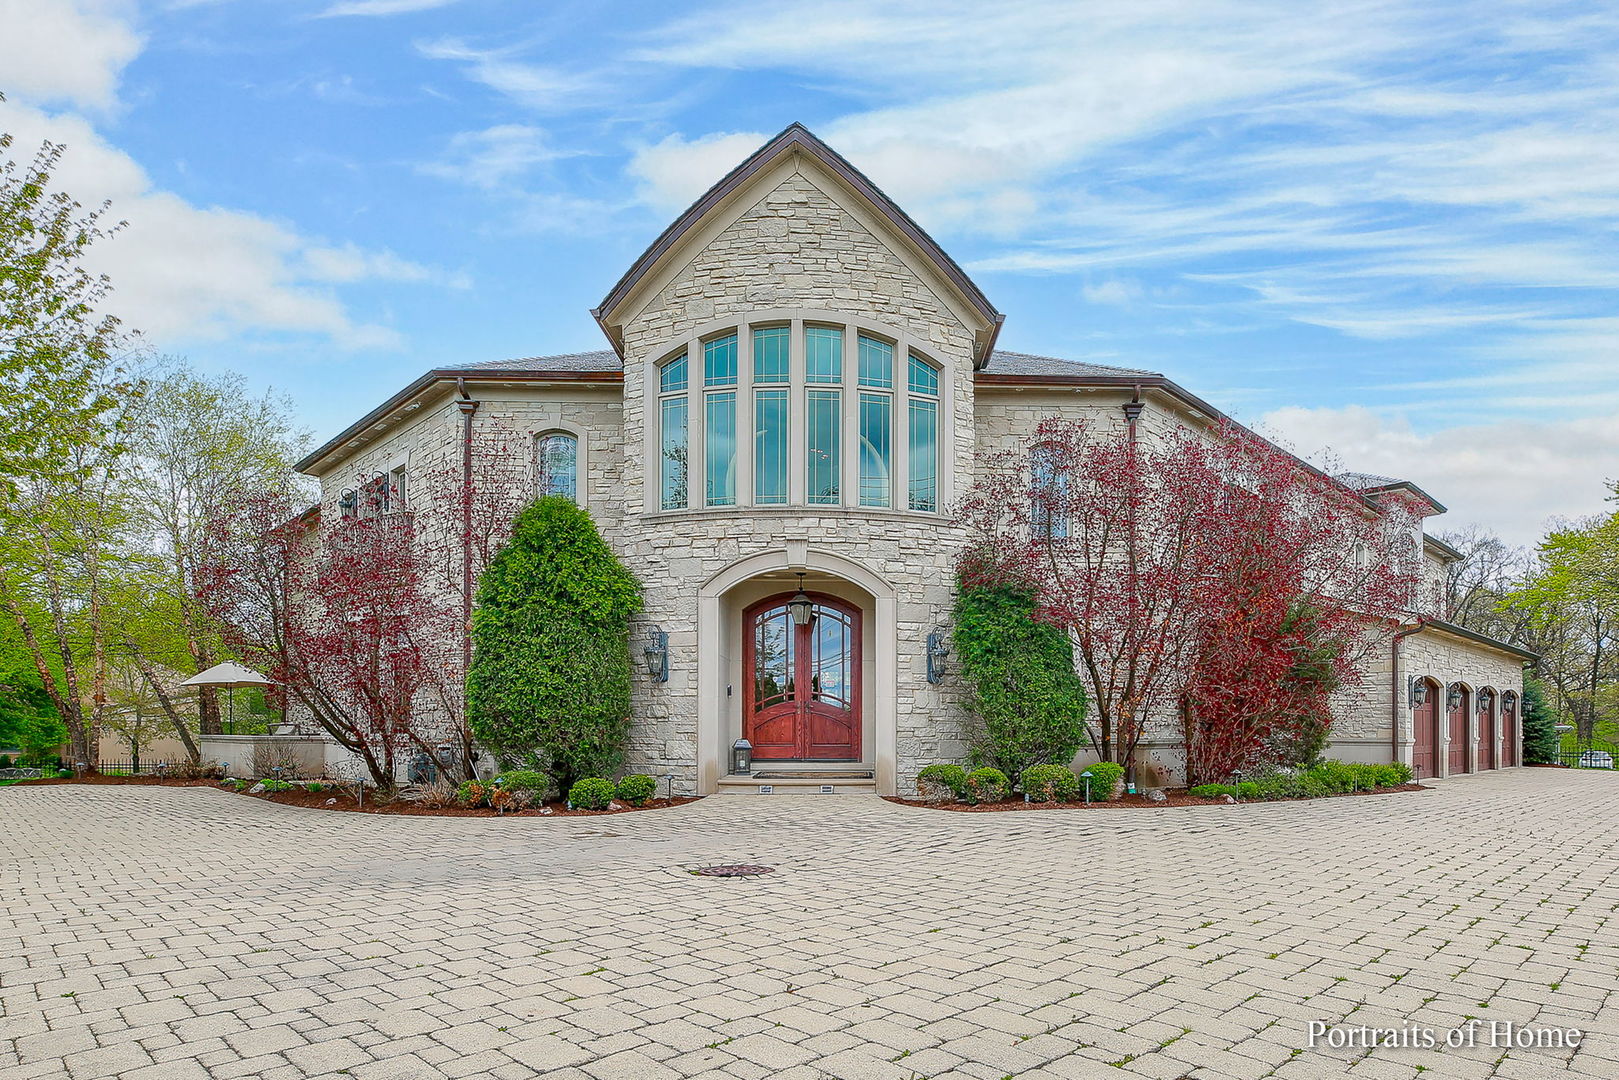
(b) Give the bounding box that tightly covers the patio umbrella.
[180,662,276,729]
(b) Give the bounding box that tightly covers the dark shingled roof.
[1335,471,1405,492]
[460,348,1151,379]
[466,349,622,374]
[985,350,1156,379]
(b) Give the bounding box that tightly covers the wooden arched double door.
[743,593,862,761]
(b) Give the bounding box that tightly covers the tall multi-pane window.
[537,433,578,501]
[1030,443,1069,540]
[856,335,895,506]
[806,389,841,504]
[659,352,688,509]
[654,321,943,514]
[907,353,939,512]
[704,334,738,506]
[755,389,788,504]
[805,326,843,383]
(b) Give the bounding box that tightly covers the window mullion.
[736,329,754,508]
[788,318,806,505]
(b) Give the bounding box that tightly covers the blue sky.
[5,0,1619,543]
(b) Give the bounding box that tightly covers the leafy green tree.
[0,664,68,760]
[467,497,641,787]
[952,573,1089,781]
[1520,675,1561,765]
[0,112,132,503]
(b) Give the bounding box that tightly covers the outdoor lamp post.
[1408,676,1429,708]
[1081,769,1093,805]
[787,574,815,627]
[731,739,753,776]
[642,626,669,683]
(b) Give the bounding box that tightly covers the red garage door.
[1478,692,1496,771]
[1413,680,1439,779]
[1448,685,1471,775]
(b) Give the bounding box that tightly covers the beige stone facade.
[294,125,1528,794]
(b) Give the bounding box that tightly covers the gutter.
[456,378,479,686]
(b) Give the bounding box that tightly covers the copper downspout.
[456,378,479,678]
[1122,387,1143,783]
[1392,619,1427,765]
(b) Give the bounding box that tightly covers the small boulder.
[1222,794,1236,804]
[539,807,554,815]
[324,798,338,806]
[1146,788,1167,802]
[247,782,266,794]
[608,802,624,811]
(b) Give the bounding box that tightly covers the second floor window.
[657,320,944,514]
[537,432,578,501]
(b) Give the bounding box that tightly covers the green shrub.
[455,779,494,808]
[615,774,657,807]
[952,575,1089,782]
[259,779,293,793]
[963,767,1010,804]
[0,755,12,770]
[1521,678,1559,765]
[568,777,616,810]
[1078,761,1124,801]
[1383,761,1414,785]
[468,497,642,790]
[498,769,553,798]
[305,781,325,794]
[1189,783,1236,799]
[1020,763,1079,803]
[916,764,967,801]
[55,768,72,778]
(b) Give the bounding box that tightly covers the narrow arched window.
[1031,443,1069,540]
[537,432,579,501]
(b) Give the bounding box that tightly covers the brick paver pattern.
[2,770,1616,1080]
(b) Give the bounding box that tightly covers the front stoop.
[715,771,877,795]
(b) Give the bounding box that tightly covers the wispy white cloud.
[419,124,579,189]
[318,0,464,17]
[1261,404,1619,545]
[626,130,766,212]
[416,37,598,110]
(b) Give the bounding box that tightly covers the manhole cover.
[691,864,775,877]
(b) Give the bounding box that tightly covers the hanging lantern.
[787,573,815,627]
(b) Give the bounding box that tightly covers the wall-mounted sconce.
[1407,676,1429,708]
[642,626,668,683]
[926,628,950,683]
[1477,688,1495,713]
[1446,683,1464,712]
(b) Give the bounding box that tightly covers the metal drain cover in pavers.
[690,864,775,877]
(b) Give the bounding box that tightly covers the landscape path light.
[1081,769,1093,805]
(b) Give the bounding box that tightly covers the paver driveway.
[2,770,1616,1080]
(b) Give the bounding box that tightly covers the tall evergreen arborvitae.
[467,497,641,787]
[1519,675,1560,765]
[952,572,1089,782]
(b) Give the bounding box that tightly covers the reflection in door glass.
[811,605,851,710]
[753,605,794,711]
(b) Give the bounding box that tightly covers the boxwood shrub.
[615,774,657,807]
[568,777,616,810]
[1078,761,1125,801]
[963,767,1010,804]
[1020,763,1080,803]
[916,763,967,802]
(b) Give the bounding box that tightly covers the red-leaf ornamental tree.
[197,486,461,791]
[959,418,1421,782]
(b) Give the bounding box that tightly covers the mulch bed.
[7,775,700,816]
[259,787,701,817]
[885,783,1427,812]
[1526,763,1570,769]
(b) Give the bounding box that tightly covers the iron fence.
[1556,738,1619,770]
[95,760,182,776]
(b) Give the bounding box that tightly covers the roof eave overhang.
[1411,617,1540,662]
[593,123,1004,368]
[295,368,624,476]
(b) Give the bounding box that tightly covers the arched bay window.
[654,317,944,514]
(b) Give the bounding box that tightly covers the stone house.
[294,125,1530,795]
